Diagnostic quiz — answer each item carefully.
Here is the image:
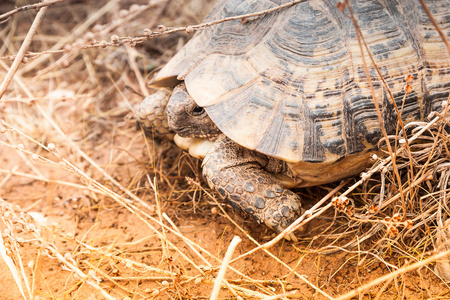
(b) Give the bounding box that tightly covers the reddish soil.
[0,1,449,299]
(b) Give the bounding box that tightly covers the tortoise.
[137,0,450,235]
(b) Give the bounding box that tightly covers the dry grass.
[1,0,450,299]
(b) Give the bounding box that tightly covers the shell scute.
[153,0,450,164]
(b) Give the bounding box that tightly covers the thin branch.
[210,236,242,300]
[418,0,450,56]
[0,5,48,99]
[0,0,307,64]
[345,0,407,217]
[0,0,63,22]
[334,249,450,300]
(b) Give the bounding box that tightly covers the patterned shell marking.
[153,0,450,164]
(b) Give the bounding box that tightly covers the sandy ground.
[0,0,450,299]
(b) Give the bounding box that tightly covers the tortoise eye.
[191,106,204,116]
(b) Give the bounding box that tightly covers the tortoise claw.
[203,135,302,234]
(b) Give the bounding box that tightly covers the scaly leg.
[202,135,302,235]
[136,89,174,139]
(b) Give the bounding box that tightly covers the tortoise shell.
[153,0,450,166]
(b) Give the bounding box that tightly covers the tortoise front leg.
[136,89,174,139]
[202,135,302,235]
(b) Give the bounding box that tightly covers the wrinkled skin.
[166,83,222,140]
[138,83,302,237]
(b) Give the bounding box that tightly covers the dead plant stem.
[210,236,241,300]
[0,5,48,99]
[418,0,450,56]
[0,0,63,22]
[345,0,407,218]
[265,180,350,247]
[335,249,450,300]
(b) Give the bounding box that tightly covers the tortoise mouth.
[173,126,220,141]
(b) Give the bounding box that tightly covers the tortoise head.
[166,82,221,140]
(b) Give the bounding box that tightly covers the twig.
[0,4,48,99]
[418,0,450,56]
[19,0,121,75]
[1,0,307,65]
[135,0,308,39]
[163,213,212,268]
[0,168,106,195]
[263,290,299,300]
[264,180,350,247]
[0,230,27,299]
[336,115,442,201]
[45,245,116,300]
[210,236,241,300]
[190,180,334,300]
[334,249,450,300]
[0,0,63,22]
[345,0,407,218]
[126,47,149,97]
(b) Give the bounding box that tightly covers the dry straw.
[0,0,450,299]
